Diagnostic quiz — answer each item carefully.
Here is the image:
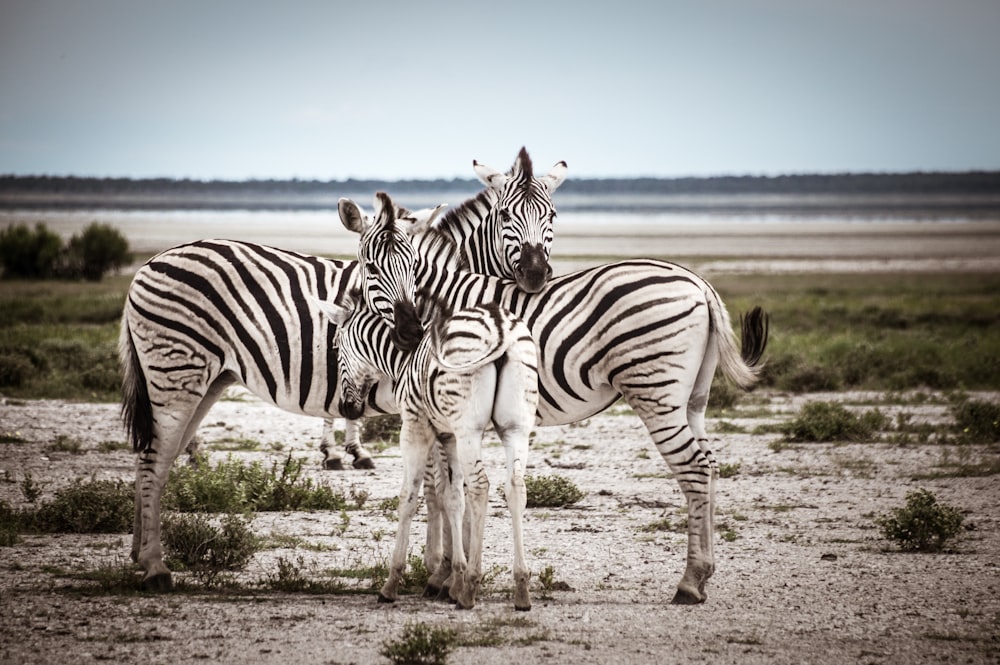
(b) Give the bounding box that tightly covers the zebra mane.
[433,188,493,237]
[512,146,533,184]
[417,222,469,272]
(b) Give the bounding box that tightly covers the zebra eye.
[365,262,380,277]
[500,209,511,223]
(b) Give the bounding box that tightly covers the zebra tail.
[707,291,769,391]
[118,312,154,453]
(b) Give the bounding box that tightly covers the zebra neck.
[433,188,498,263]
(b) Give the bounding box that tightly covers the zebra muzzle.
[338,397,366,421]
[390,300,424,352]
[514,242,552,293]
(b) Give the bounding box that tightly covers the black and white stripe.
[321,297,538,610]
[119,148,567,591]
[349,200,770,605]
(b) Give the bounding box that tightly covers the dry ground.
[1,390,998,664]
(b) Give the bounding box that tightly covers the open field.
[1,389,999,664]
[1,215,999,663]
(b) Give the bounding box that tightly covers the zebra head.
[339,192,446,352]
[473,147,568,293]
[312,296,377,421]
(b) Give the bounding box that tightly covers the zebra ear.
[310,296,354,327]
[338,198,370,235]
[473,159,509,190]
[540,160,568,193]
[400,203,447,236]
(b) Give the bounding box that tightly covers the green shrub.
[58,223,130,281]
[380,622,457,665]
[162,512,258,578]
[0,223,63,278]
[781,401,889,443]
[524,474,584,508]
[875,489,964,552]
[952,398,1000,443]
[27,478,133,533]
[164,454,350,513]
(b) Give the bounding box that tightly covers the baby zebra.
[314,296,539,610]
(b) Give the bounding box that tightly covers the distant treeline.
[3,171,999,195]
[1,172,999,214]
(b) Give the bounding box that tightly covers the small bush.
[782,401,889,443]
[952,398,1000,444]
[0,221,129,281]
[0,223,63,278]
[875,489,964,552]
[162,512,259,580]
[524,474,584,508]
[164,454,349,513]
[58,223,130,280]
[718,461,742,478]
[380,621,457,665]
[27,478,133,533]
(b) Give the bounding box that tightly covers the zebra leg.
[492,335,538,611]
[379,416,435,604]
[133,377,232,591]
[627,396,715,605]
[423,437,452,598]
[344,418,376,470]
[687,342,721,595]
[452,432,488,610]
[499,426,531,611]
[430,432,473,608]
[319,419,344,470]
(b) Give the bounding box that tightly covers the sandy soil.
[1,390,998,664]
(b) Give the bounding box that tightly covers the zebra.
[318,146,565,466]
[119,148,567,591]
[314,293,538,611]
[341,191,770,605]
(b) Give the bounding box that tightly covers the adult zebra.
[120,149,567,591]
[315,294,538,610]
[341,192,770,605]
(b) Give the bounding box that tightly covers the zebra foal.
[342,191,770,605]
[314,291,539,611]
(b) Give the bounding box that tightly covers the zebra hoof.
[671,587,706,605]
[423,584,441,598]
[376,593,396,604]
[142,571,174,593]
[323,458,345,471]
[515,603,532,612]
[352,457,376,470]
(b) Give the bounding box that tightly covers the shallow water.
[1,207,999,273]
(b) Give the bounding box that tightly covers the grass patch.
[875,489,964,552]
[713,272,1000,392]
[162,512,259,584]
[164,454,350,513]
[381,622,457,665]
[524,474,585,508]
[14,478,133,534]
[781,401,890,443]
[2,272,1000,404]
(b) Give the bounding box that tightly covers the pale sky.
[1,0,998,180]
